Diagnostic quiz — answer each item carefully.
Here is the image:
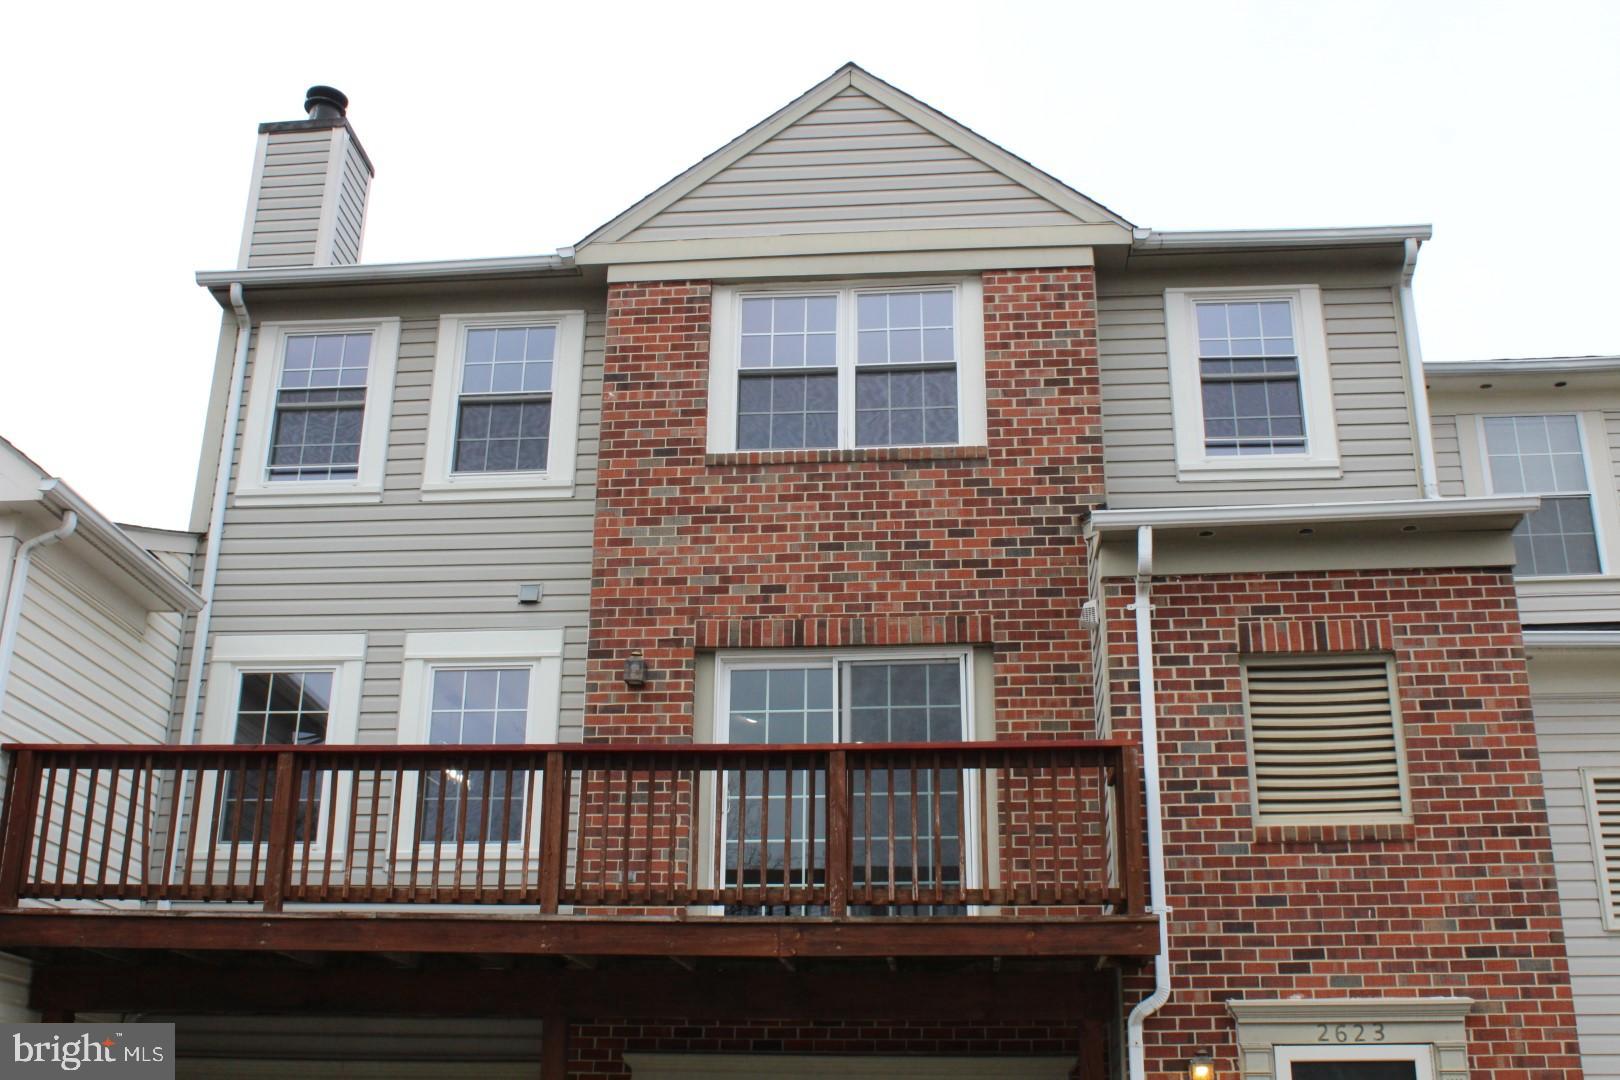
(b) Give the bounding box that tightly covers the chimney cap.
[304,86,349,120]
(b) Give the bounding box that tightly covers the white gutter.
[1400,238,1441,499]
[1522,630,1620,649]
[0,511,79,714]
[165,283,251,897]
[36,479,202,614]
[195,252,574,292]
[1424,355,1620,378]
[1088,495,1540,533]
[177,282,251,748]
[1132,223,1432,252]
[1126,524,1170,1080]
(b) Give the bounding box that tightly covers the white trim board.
[420,310,586,501]
[233,317,401,507]
[1163,284,1341,481]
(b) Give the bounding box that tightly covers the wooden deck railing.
[0,741,1143,917]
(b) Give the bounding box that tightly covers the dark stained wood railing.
[0,741,1143,917]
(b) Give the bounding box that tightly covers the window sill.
[1253,820,1414,845]
[706,446,991,467]
[1175,459,1343,483]
[232,486,384,508]
[419,477,575,502]
[1515,573,1618,584]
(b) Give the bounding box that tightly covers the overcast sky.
[1,0,1615,529]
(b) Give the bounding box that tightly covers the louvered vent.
[1592,776,1620,925]
[1244,657,1407,822]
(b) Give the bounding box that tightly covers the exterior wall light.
[1188,1052,1215,1080]
[622,651,647,688]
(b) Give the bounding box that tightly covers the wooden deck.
[0,740,1151,961]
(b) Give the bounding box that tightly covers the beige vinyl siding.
[1430,412,1467,496]
[0,953,35,1021]
[623,87,1077,242]
[1529,658,1620,1078]
[330,134,370,265]
[1098,268,1423,507]
[246,130,333,269]
[1520,578,1620,624]
[1,551,189,903]
[4,556,185,747]
[197,283,600,744]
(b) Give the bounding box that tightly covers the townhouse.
[0,66,1613,1080]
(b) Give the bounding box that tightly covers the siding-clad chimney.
[236,85,374,268]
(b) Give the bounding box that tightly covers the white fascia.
[1087,495,1541,535]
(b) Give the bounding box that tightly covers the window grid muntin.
[223,669,334,842]
[268,332,373,481]
[719,655,969,907]
[1482,414,1602,577]
[1194,299,1306,456]
[732,285,964,451]
[452,325,558,474]
[419,666,531,845]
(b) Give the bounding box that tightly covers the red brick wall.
[571,271,1107,1073]
[1104,568,1582,1079]
[586,270,1104,740]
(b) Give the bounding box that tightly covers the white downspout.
[1400,238,1441,499]
[178,281,250,748]
[0,510,79,714]
[1126,524,1170,1080]
[166,283,249,890]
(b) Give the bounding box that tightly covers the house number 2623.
[1317,1024,1384,1043]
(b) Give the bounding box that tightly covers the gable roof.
[577,63,1133,255]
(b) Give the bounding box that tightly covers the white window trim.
[1165,284,1340,481]
[197,633,367,859]
[1582,768,1620,932]
[234,317,401,506]
[393,629,564,857]
[1274,1043,1435,1080]
[707,278,987,454]
[713,646,975,744]
[1474,411,1610,578]
[708,647,984,898]
[421,311,587,501]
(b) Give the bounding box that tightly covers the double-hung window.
[709,280,986,453]
[221,671,332,842]
[394,629,565,855]
[422,311,586,499]
[419,667,531,844]
[1193,299,1305,456]
[1480,413,1603,576]
[267,332,371,481]
[236,319,401,504]
[198,634,365,853]
[714,650,976,910]
[1164,285,1339,479]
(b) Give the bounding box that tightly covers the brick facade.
[586,269,1105,741]
[573,270,1110,1073]
[1104,568,1583,1079]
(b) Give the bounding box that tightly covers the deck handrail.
[0,741,1143,917]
